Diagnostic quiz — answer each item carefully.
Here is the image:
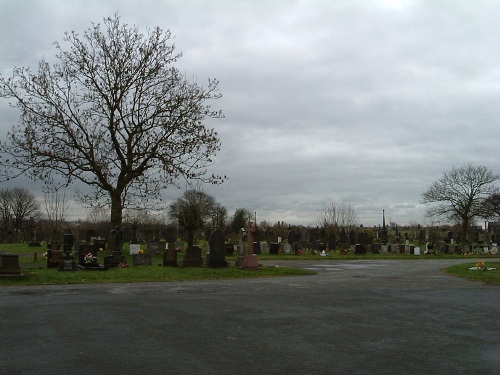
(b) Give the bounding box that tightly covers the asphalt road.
[1,259,498,375]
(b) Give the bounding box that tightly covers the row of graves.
[43,226,249,271]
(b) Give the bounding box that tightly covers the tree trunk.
[461,218,469,250]
[109,192,123,252]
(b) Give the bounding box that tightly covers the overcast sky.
[1,0,499,227]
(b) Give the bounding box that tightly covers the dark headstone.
[147,241,160,254]
[163,244,178,267]
[207,229,228,268]
[0,253,23,276]
[253,242,261,255]
[47,249,62,268]
[165,227,177,243]
[355,244,364,254]
[270,242,279,254]
[182,245,203,267]
[132,253,152,266]
[225,244,234,255]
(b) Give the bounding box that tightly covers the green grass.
[2,242,499,286]
[444,262,500,285]
[0,243,315,286]
[0,264,315,286]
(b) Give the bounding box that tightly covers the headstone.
[355,244,363,254]
[260,242,268,254]
[182,245,203,267]
[414,246,420,255]
[241,222,260,269]
[283,243,292,254]
[270,242,279,254]
[163,243,178,267]
[133,253,152,266]
[0,253,23,276]
[225,244,234,255]
[47,249,63,268]
[207,229,228,268]
[59,233,77,272]
[78,243,98,268]
[165,226,177,243]
[130,244,141,255]
[147,241,160,254]
[253,242,261,255]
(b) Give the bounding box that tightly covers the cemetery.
[1,219,499,286]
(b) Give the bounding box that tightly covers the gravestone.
[253,242,261,254]
[163,243,177,267]
[355,244,364,254]
[283,243,292,254]
[241,222,260,269]
[147,241,160,254]
[78,240,106,270]
[46,242,62,268]
[165,226,177,244]
[225,243,234,255]
[182,245,203,267]
[129,244,141,255]
[207,229,228,268]
[59,233,77,272]
[133,253,152,266]
[0,253,23,277]
[270,242,279,254]
[260,242,268,254]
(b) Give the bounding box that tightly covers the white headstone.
[414,246,420,255]
[130,244,141,255]
[283,243,292,254]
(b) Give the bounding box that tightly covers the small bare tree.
[0,187,41,241]
[42,185,71,241]
[317,199,358,237]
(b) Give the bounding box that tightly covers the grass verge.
[443,262,500,286]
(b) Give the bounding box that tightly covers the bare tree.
[0,187,41,241]
[317,199,358,237]
[0,14,224,249]
[42,185,71,241]
[421,164,499,243]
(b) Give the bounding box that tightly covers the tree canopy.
[0,14,224,240]
[168,189,217,247]
[421,164,499,242]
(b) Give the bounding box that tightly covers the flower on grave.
[84,253,96,264]
[140,249,144,254]
[118,262,128,268]
[476,260,486,270]
[42,252,47,258]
